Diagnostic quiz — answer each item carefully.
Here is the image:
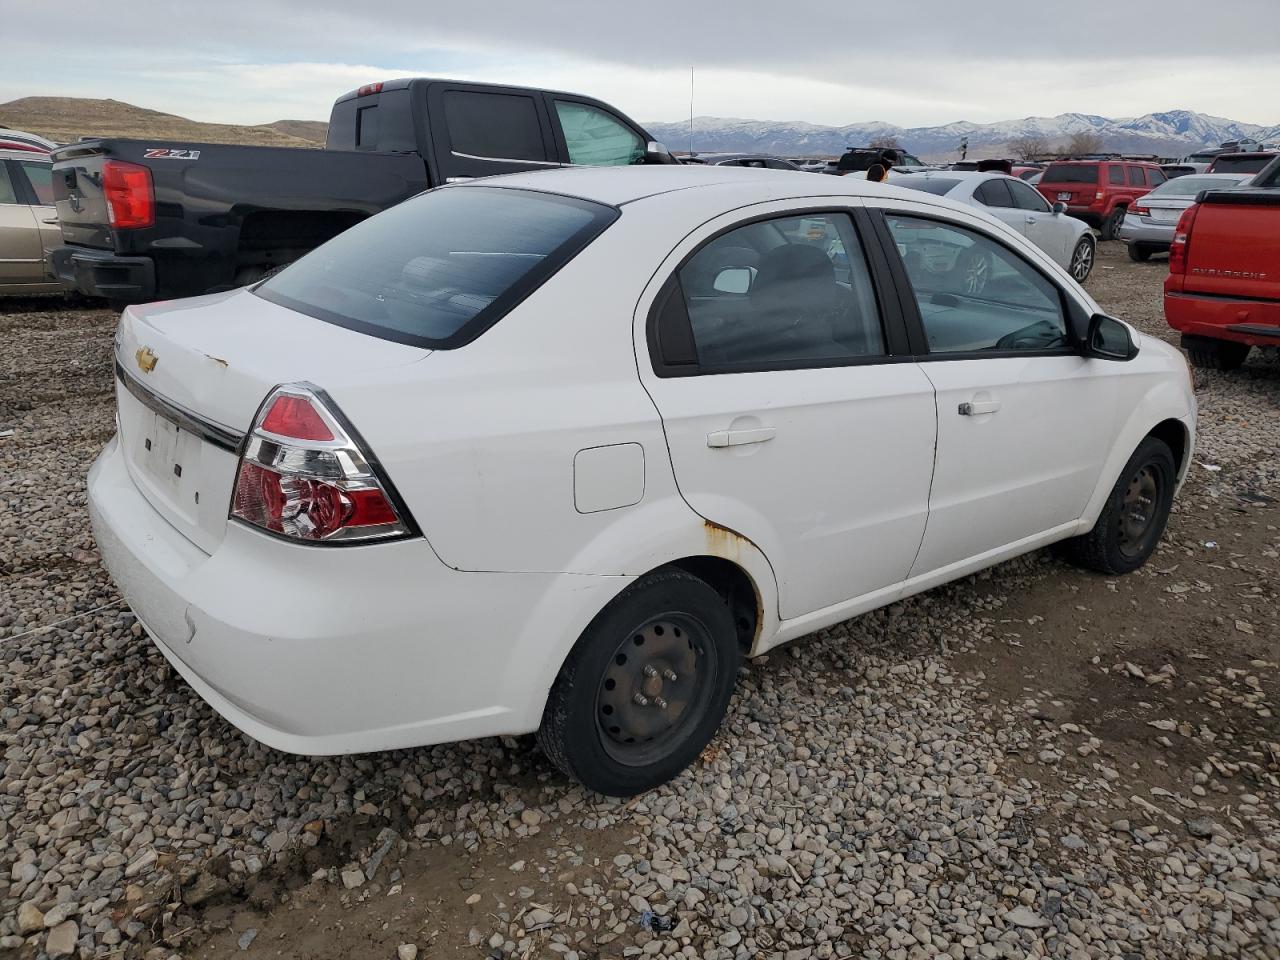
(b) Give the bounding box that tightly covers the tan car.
[0,149,62,294]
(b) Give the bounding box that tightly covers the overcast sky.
[3,0,1278,129]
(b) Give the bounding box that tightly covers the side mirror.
[645,140,678,165]
[1084,313,1138,361]
[713,266,753,294]
[1052,201,1068,214]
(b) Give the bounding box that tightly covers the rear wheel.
[1181,335,1249,371]
[1099,207,1125,241]
[1069,236,1095,282]
[538,569,740,796]
[1060,436,1176,575]
[1127,242,1152,262]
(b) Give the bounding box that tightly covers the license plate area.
[1151,208,1180,222]
[1057,192,1072,201]
[138,411,205,516]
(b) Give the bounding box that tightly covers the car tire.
[1126,242,1152,263]
[1181,335,1249,372]
[1069,236,1096,282]
[538,568,740,797]
[1060,436,1176,575]
[1100,207,1125,241]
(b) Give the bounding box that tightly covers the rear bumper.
[51,245,155,302]
[1164,290,1280,345]
[1117,218,1173,247]
[87,434,631,754]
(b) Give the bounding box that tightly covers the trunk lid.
[114,288,429,553]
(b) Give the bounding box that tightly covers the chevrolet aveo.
[89,166,1196,796]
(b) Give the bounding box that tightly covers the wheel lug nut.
[654,698,668,710]
[663,669,677,682]
[643,665,657,678]
[633,693,649,707]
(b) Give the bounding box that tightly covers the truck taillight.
[1168,204,1199,276]
[230,384,413,544]
[357,82,384,97]
[102,160,154,229]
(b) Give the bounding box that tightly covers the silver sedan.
[1118,173,1251,262]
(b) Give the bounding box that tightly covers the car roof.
[892,171,1015,184]
[0,148,51,162]
[454,164,971,210]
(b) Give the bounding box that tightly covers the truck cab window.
[356,105,379,149]
[554,101,645,166]
[443,91,548,162]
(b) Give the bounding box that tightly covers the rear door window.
[0,164,18,204]
[974,179,1015,208]
[257,186,617,349]
[1127,166,1145,187]
[553,101,645,166]
[1147,167,1166,186]
[1108,166,1125,185]
[443,91,549,162]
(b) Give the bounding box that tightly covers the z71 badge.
[144,148,201,160]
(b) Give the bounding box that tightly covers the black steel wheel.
[538,568,740,796]
[1060,436,1177,575]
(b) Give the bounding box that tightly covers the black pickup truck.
[50,78,671,303]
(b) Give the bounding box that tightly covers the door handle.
[1025,215,1038,224]
[958,400,1001,416]
[707,426,776,448]
[42,218,59,224]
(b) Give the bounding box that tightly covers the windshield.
[893,176,961,196]
[1209,155,1274,174]
[1042,164,1099,184]
[1150,175,1249,197]
[256,187,618,348]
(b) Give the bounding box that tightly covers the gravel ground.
[1,241,1277,960]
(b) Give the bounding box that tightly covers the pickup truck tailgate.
[1183,191,1280,301]
[51,143,114,249]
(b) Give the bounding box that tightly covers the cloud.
[1,0,1277,128]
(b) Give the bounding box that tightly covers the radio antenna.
[689,67,694,155]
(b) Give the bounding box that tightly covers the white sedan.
[89,166,1195,796]
[891,170,1097,283]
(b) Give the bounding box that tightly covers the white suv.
[88,166,1196,796]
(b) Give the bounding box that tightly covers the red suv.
[1036,160,1167,240]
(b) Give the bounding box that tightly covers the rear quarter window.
[256,186,618,349]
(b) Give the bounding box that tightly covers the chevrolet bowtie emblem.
[135,346,158,373]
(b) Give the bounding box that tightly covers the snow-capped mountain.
[645,109,1277,160]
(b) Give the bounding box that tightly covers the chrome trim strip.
[449,150,561,166]
[114,360,244,453]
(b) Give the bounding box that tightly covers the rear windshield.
[256,187,618,349]
[893,176,961,196]
[1042,164,1099,184]
[1209,155,1274,174]
[1150,175,1249,197]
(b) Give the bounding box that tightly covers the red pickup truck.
[1164,157,1280,370]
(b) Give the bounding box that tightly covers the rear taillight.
[357,82,384,97]
[1169,204,1199,276]
[1095,191,1105,201]
[102,160,154,229]
[1131,205,1150,217]
[230,384,412,544]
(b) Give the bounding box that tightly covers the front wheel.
[1060,436,1176,575]
[538,569,740,796]
[1069,236,1096,282]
